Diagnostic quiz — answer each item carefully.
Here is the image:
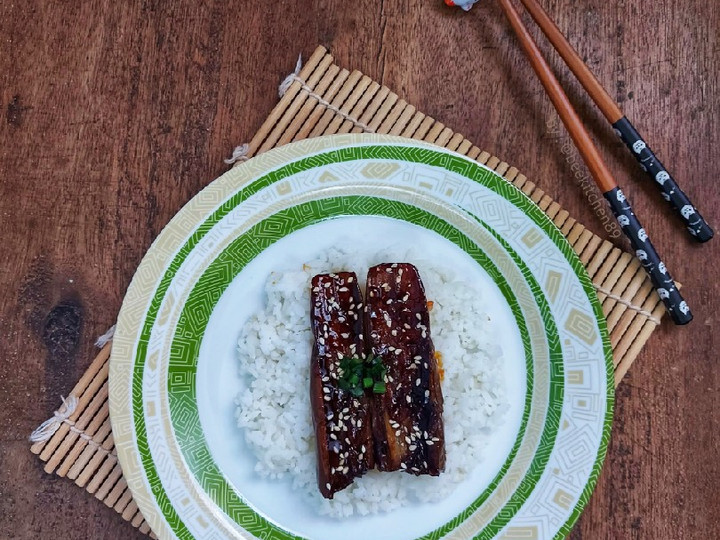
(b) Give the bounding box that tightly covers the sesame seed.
[322,376,329,382]
[358,334,364,340]
[391,329,398,336]
[348,276,354,283]
[414,355,422,360]
[403,294,409,302]
[341,333,349,338]
[395,429,401,437]
[400,463,407,469]
[369,291,375,297]
[313,286,320,292]
[405,436,411,444]
[422,331,427,338]
[386,268,393,273]
[396,276,401,283]
[342,407,349,413]
[426,440,434,446]
[343,466,350,474]
[361,445,366,453]
[357,303,363,309]
[394,349,402,355]
[386,299,393,305]
[324,395,331,401]
[323,387,331,394]
[357,419,362,428]
[337,351,343,359]
[398,269,404,275]
[330,433,337,440]
[389,346,395,351]
[331,467,336,474]
[391,264,398,268]
[338,316,346,323]
[324,282,331,288]
[326,482,331,490]
[409,445,417,451]
[404,323,411,329]
[416,378,421,386]
[339,287,349,292]
[416,313,422,321]
[425,390,430,398]
[406,395,412,403]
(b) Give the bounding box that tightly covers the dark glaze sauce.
[310,272,374,498]
[364,263,446,475]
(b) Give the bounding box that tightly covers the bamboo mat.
[30,45,668,537]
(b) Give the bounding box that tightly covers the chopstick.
[497,0,692,325]
[516,0,713,243]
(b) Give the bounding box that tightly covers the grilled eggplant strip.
[310,272,374,498]
[364,263,445,475]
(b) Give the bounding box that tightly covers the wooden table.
[1,1,718,538]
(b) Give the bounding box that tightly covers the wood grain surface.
[1,1,718,538]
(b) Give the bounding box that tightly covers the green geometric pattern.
[167,196,559,540]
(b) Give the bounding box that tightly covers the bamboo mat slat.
[30,45,667,536]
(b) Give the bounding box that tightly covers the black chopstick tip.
[670,311,693,326]
[668,303,693,326]
[692,224,714,243]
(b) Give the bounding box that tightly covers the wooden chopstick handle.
[497,0,617,192]
[604,187,693,325]
[518,0,623,123]
[612,117,714,242]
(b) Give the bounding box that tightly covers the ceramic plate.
[109,134,613,540]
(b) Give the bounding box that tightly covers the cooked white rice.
[235,246,507,517]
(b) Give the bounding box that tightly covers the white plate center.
[196,216,526,540]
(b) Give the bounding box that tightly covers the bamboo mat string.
[278,56,373,133]
[223,143,250,165]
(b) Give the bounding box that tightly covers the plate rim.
[109,134,614,540]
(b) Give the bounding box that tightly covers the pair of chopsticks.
[446,0,709,325]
